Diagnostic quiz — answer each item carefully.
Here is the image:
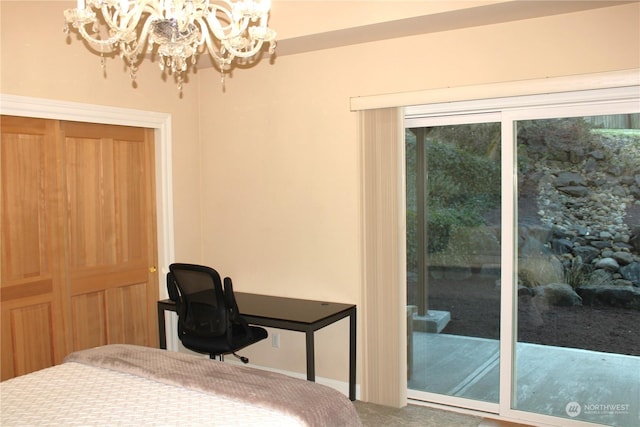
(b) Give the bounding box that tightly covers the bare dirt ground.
[423,274,640,357]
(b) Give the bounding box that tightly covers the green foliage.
[562,258,593,290]
[426,140,501,205]
[518,117,595,147]
[427,205,484,253]
[406,127,501,271]
[517,117,597,163]
[428,124,501,159]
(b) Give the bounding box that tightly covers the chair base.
[209,352,249,364]
[233,353,249,364]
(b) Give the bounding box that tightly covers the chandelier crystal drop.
[63,0,276,89]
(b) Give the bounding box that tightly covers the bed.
[1,344,362,426]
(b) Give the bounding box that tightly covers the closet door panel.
[62,122,158,351]
[5,301,55,375]
[120,283,149,342]
[0,116,67,380]
[70,291,108,349]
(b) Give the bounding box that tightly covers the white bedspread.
[1,344,362,426]
[1,362,301,426]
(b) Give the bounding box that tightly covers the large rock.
[577,285,640,310]
[556,172,586,187]
[573,245,600,264]
[595,257,620,271]
[630,228,640,252]
[620,262,640,286]
[590,240,613,249]
[612,251,635,266]
[551,238,573,255]
[534,283,582,307]
[558,186,590,197]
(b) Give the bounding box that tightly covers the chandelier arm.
[120,13,157,60]
[207,3,247,39]
[226,39,265,58]
[78,26,119,53]
[98,4,131,34]
[192,16,214,54]
[139,1,164,21]
[189,2,208,26]
[221,20,270,58]
[200,21,229,65]
[210,0,236,14]
[99,3,148,40]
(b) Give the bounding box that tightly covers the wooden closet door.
[1,116,67,380]
[61,121,158,351]
[1,117,159,380]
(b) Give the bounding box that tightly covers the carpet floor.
[353,402,537,427]
[353,401,481,426]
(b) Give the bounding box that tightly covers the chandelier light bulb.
[63,0,277,90]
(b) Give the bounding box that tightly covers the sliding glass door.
[406,115,502,412]
[513,113,640,426]
[406,90,640,426]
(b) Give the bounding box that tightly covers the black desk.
[157,293,356,401]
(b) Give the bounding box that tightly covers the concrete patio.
[408,332,640,427]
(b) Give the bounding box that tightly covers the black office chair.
[167,263,268,363]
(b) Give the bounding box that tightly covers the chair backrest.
[167,263,229,338]
[224,276,249,329]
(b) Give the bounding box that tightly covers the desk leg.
[305,331,315,382]
[349,307,356,401]
[158,305,167,350]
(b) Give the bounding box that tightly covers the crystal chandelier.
[63,0,276,89]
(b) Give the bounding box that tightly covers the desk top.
[159,292,355,326]
[234,292,355,325]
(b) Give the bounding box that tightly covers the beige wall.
[194,2,640,381]
[2,0,639,387]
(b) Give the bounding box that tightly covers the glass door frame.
[405,111,502,415]
[404,86,640,427]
